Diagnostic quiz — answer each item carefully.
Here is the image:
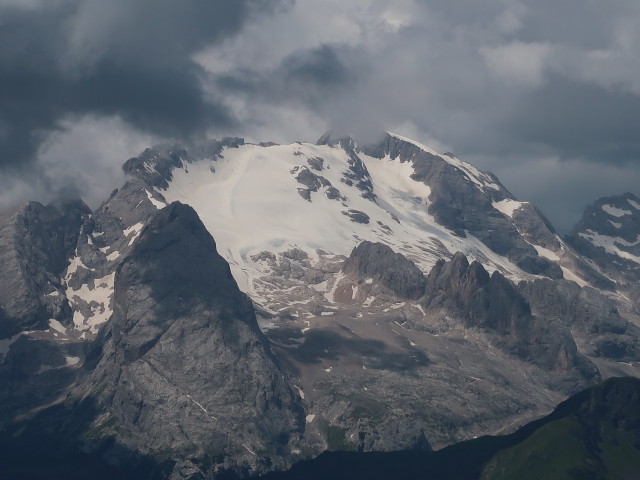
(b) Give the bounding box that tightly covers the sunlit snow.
[146,189,166,209]
[493,199,526,218]
[160,140,535,307]
[124,222,144,246]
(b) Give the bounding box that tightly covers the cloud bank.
[1,0,640,231]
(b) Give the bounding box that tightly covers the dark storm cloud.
[3,0,640,233]
[0,0,285,170]
[506,75,640,164]
[218,44,358,108]
[207,0,640,232]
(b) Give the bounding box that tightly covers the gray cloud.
[0,0,285,171]
[3,0,640,234]
[204,0,640,231]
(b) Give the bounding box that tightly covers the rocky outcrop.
[341,241,426,300]
[358,134,560,276]
[77,202,304,478]
[0,199,89,337]
[423,253,530,334]
[422,253,598,387]
[122,138,245,190]
[565,192,640,284]
[520,278,640,362]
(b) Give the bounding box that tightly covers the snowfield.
[161,136,534,305]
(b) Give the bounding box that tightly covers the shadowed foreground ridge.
[259,377,640,480]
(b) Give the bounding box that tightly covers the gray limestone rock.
[356,133,566,278]
[0,199,89,336]
[318,134,376,201]
[342,241,426,300]
[77,202,304,478]
[519,278,640,362]
[565,192,640,285]
[292,166,345,202]
[422,253,598,388]
[341,209,370,224]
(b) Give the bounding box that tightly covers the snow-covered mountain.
[1,132,639,479]
[566,192,640,286]
[123,133,599,310]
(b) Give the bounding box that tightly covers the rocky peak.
[341,241,427,300]
[424,252,531,333]
[358,133,565,278]
[565,192,640,283]
[0,198,89,336]
[78,201,303,478]
[422,253,597,384]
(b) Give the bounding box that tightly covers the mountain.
[566,192,640,288]
[257,376,640,480]
[0,131,639,478]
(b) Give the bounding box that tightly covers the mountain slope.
[257,377,640,480]
[77,202,304,477]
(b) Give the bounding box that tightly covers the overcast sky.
[1,0,640,232]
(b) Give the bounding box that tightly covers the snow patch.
[65,254,94,280]
[146,190,166,209]
[578,230,640,263]
[106,250,121,261]
[67,272,116,334]
[560,267,588,288]
[65,355,80,366]
[48,319,67,335]
[493,199,526,218]
[628,198,640,210]
[320,311,335,316]
[124,222,144,246]
[305,414,315,423]
[532,244,560,261]
[363,296,375,307]
[0,333,22,361]
[602,204,632,217]
[609,221,622,229]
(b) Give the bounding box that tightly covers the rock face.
[519,278,640,364]
[341,241,426,300]
[77,202,303,478]
[356,133,561,278]
[422,253,598,389]
[566,192,640,285]
[258,377,640,480]
[0,199,89,337]
[423,253,530,333]
[0,199,91,421]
